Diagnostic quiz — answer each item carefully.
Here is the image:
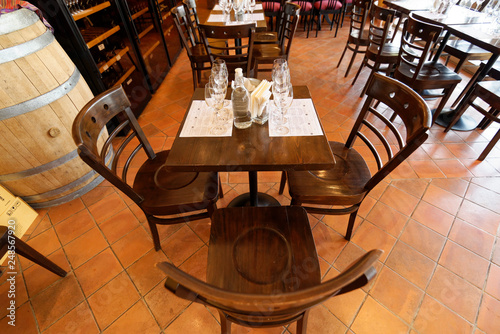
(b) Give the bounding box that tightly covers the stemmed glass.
[233,0,245,20]
[205,79,228,135]
[272,82,293,135]
[272,59,293,135]
[211,59,230,108]
[248,0,256,21]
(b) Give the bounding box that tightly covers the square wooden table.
[164,86,335,206]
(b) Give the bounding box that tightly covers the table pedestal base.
[228,193,281,207]
[435,109,478,131]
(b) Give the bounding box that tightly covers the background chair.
[199,23,256,78]
[0,226,66,277]
[72,86,219,251]
[393,13,462,124]
[252,2,300,77]
[336,0,372,77]
[171,5,212,89]
[445,81,500,160]
[261,0,284,31]
[352,4,399,97]
[158,206,382,334]
[282,73,431,240]
[312,0,343,37]
[291,0,315,37]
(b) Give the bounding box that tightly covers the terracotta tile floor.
[1,11,500,334]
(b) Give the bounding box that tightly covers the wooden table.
[204,4,268,32]
[164,86,335,206]
[383,0,435,14]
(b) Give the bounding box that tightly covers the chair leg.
[352,56,367,87]
[444,95,474,132]
[337,43,349,68]
[146,215,162,251]
[345,210,359,241]
[479,128,500,160]
[13,236,67,277]
[344,45,360,77]
[218,176,224,198]
[219,310,232,334]
[296,310,310,334]
[278,171,286,195]
[432,84,458,124]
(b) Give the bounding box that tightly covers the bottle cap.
[235,68,243,75]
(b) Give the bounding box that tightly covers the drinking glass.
[219,0,228,21]
[249,0,256,18]
[272,59,291,86]
[205,82,228,135]
[272,82,293,135]
[234,0,245,19]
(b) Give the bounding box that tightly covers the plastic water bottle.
[231,68,252,129]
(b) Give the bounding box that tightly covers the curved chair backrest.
[345,73,432,192]
[199,23,256,77]
[171,5,196,51]
[349,0,371,38]
[397,13,443,83]
[367,4,396,57]
[72,85,154,204]
[158,249,381,329]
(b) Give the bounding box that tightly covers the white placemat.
[268,99,324,137]
[207,14,226,22]
[180,100,233,137]
[213,4,263,10]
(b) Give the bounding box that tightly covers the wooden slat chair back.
[352,4,399,96]
[72,86,219,251]
[283,73,432,240]
[199,23,256,78]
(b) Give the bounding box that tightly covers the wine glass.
[219,0,228,21]
[272,82,293,135]
[272,59,290,85]
[249,0,256,18]
[205,82,228,135]
[225,0,234,22]
[233,0,245,20]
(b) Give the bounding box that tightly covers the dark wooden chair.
[451,60,500,109]
[311,0,343,37]
[352,4,399,97]
[171,5,212,89]
[252,2,300,76]
[394,13,462,124]
[157,206,382,333]
[291,0,315,38]
[199,23,256,78]
[282,73,431,240]
[72,86,219,251]
[445,80,500,160]
[336,0,372,77]
[0,226,66,277]
[340,0,353,27]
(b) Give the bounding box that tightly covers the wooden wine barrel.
[0,9,109,208]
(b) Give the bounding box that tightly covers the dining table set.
[383,0,500,130]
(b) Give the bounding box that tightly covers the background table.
[164,86,335,206]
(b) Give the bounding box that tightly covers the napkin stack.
[250,80,272,119]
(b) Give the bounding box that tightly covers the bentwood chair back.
[445,81,500,160]
[199,23,256,78]
[183,0,202,44]
[336,0,372,77]
[352,4,399,97]
[72,86,219,251]
[157,206,382,334]
[283,73,431,240]
[394,13,462,124]
[171,5,212,88]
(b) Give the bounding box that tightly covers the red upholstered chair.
[291,0,315,37]
[312,0,343,37]
[262,0,283,31]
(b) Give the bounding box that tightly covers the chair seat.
[254,31,279,44]
[366,42,400,62]
[395,62,462,91]
[133,150,219,215]
[291,1,313,11]
[444,39,490,58]
[287,141,371,205]
[313,0,342,10]
[253,44,284,60]
[207,206,321,295]
[263,2,281,12]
